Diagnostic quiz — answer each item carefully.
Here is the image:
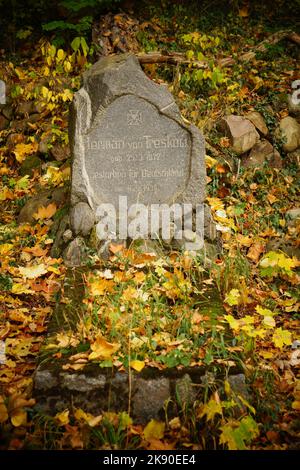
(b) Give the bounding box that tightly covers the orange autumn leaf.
[89,278,115,296]
[33,203,57,220]
[88,337,120,361]
[247,242,264,263]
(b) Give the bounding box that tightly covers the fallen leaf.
[55,409,69,426]
[130,360,145,372]
[18,263,47,279]
[88,337,120,361]
[33,203,57,220]
[143,419,165,441]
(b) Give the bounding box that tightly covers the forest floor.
[0,1,299,450]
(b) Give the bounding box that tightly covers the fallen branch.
[137,30,299,69]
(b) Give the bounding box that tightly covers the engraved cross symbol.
[127,109,142,126]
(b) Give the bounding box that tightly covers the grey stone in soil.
[20,154,42,176]
[0,115,8,130]
[50,143,70,162]
[18,187,68,224]
[286,207,300,222]
[70,202,95,236]
[50,214,70,259]
[242,139,282,169]
[245,111,268,136]
[288,94,300,117]
[132,377,170,423]
[70,53,206,213]
[220,115,260,155]
[175,373,198,406]
[276,116,300,152]
[64,236,87,267]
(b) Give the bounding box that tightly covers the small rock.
[9,119,27,132]
[64,237,87,267]
[242,139,282,169]
[2,104,13,120]
[34,368,59,390]
[228,374,250,400]
[18,187,68,224]
[60,373,106,392]
[63,229,73,242]
[287,149,300,166]
[20,154,42,176]
[286,207,300,221]
[132,377,170,423]
[50,143,70,162]
[183,229,204,250]
[276,116,300,152]
[70,202,95,236]
[175,374,197,406]
[38,136,52,154]
[245,111,268,136]
[16,101,34,117]
[6,132,24,148]
[220,115,260,155]
[291,340,300,350]
[287,94,300,117]
[0,114,8,130]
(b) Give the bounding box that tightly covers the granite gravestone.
[69,53,206,245]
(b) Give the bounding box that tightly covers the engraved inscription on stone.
[84,95,190,207]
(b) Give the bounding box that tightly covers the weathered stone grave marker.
[65,53,208,260]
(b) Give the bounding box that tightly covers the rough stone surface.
[0,114,8,130]
[64,237,87,267]
[50,143,70,162]
[175,373,198,406]
[245,111,268,136]
[18,187,68,224]
[288,94,300,117]
[20,154,42,176]
[221,115,260,155]
[70,202,95,236]
[242,139,282,169]
[61,373,106,392]
[70,53,206,213]
[286,207,300,221]
[228,373,249,400]
[34,369,59,390]
[277,116,300,152]
[132,377,170,422]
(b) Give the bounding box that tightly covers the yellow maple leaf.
[88,337,120,361]
[143,419,165,441]
[198,397,222,421]
[130,360,145,372]
[206,196,224,212]
[122,286,139,302]
[11,283,33,294]
[55,409,69,426]
[13,142,38,163]
[74,408,102,427]
[89,278,115,296]
[33,203,57,220]
[18,263,47,279]
[11,408,27,427]
[0,244,13,255]
[272,328,292,349]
